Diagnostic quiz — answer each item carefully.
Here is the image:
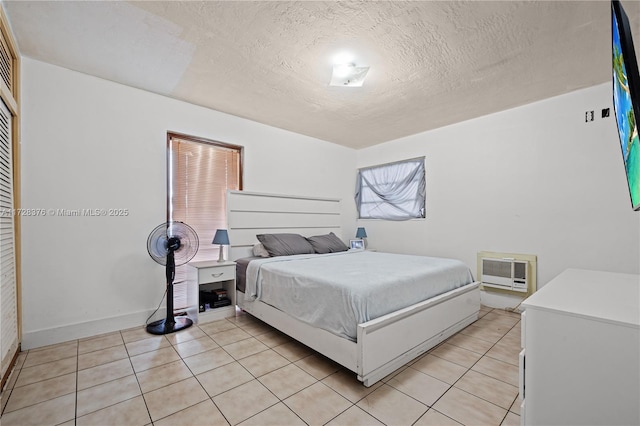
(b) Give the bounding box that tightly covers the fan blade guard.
[147,222,199,266]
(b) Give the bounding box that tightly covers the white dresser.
[520,268,639,425]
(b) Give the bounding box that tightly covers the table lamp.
[212,229,230,262]
[356,227,367,248]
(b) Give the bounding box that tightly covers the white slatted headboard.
[227,190,342,260]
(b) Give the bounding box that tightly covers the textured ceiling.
[4,1,639,149]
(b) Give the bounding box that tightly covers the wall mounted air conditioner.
[481,257,529,293]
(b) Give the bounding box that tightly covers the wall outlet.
[585,111,594,122]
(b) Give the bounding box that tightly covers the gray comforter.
[245,251,474,341]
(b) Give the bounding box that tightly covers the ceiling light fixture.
[330,63,370,87]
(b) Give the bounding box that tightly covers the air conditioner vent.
[483,259,512,278]
[514,262,527,280]
[477,251,537,295]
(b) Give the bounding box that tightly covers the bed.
[227,190,480,387]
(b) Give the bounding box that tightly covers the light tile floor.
[0,306,523,426]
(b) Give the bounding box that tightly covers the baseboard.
[21,307,168,350]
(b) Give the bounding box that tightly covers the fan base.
[146,317,193,335]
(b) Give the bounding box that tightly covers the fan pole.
[165,249,176,325]
[146,248,193,335]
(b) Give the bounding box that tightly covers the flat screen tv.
[612,0,640,211]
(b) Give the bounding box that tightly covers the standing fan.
[146,222,199,335]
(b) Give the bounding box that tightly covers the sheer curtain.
[355,157,425,220]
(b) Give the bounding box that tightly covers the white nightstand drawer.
[198,265,235,283]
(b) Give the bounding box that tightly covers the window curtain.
[169,136,241,263]
[168,135,241,311]
[355,157,425,220]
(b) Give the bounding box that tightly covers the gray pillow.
[256,233,315,257]
[307,232,349,254]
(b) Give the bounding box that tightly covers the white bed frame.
[227,190,480,387]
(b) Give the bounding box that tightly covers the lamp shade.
[356,227,367,238]
[212,229,230,245]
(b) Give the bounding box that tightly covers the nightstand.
[187,259,236,324]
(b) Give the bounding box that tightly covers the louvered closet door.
[0,98,17,378]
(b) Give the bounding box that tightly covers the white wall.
[357,83,640,307]
[21,56,640,346]
[20,58,357,348]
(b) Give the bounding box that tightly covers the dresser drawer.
[198,265,235,283]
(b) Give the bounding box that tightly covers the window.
[167,133,242,307]
[355,157,425,220]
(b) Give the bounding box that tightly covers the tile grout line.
[166,320,282,426]
[406,308,517,425]
[120,328,154,426]
[421,315,520,423]
[197,320,269,426]
[4,308,522,426]
[197,319,351,426]
[74,339,79,426]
